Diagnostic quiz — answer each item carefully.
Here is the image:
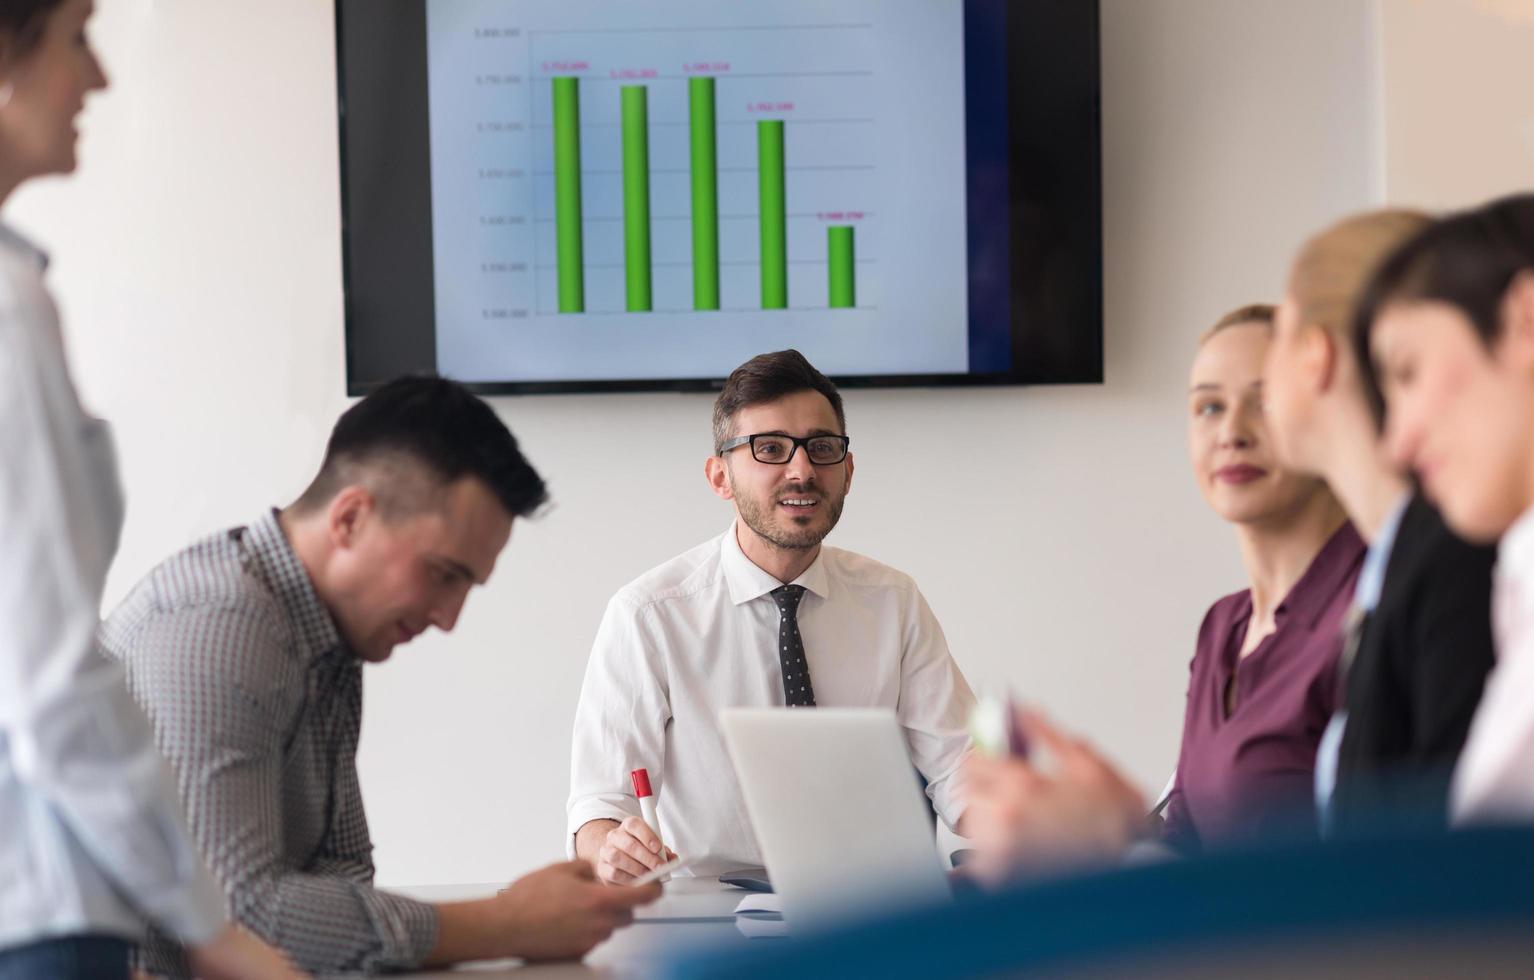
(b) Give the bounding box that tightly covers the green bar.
[552,77,584,313]
[758,120,787,310]
[689,77,720,311]
[828,226,855,308]
[621,86,652,312]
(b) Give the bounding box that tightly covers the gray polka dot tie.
[772,585,816,707]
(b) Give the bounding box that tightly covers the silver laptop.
[720,707,953,932]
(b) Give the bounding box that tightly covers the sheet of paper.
[733,893,782,916]
[734,893,787,938]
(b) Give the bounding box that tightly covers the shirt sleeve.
[1158,648,1202,855]
[120,605,437,974]
[0,307,226,945]
[566,593,673,852]
[895,585,977,832]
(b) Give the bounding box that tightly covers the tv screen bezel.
[335,0,1102,395]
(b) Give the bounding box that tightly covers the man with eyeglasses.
[567,349,976,882]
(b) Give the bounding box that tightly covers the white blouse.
[0,223,224,950]
[1453,505,1534,822]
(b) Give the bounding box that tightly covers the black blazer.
[1332,493,1497,834]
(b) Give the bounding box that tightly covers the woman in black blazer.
[1330,493,1496,831]
[1262,210,1496,834]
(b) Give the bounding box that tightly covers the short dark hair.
[1354,193,1534,419]
[712,350,846,452]
[0,1,65,60]
[296,375,548,519]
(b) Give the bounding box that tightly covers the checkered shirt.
[100,510,437,976]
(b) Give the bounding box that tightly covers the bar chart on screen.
[425,0,969,383]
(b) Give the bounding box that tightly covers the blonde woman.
[967,307,1361,874]
[1262,210,1496,836]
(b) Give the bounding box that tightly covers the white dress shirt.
[567,523,976,874]
[0,223,225,950]
[1453,505,1534,822]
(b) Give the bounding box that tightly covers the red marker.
[630,768,667,863]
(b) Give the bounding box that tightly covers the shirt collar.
[1497,504,1534,585]
[719,521,832,605]
[0,222,49,271]
[1354,491,1411,613]
[242,508,346,662]
[1279,521,1367,628]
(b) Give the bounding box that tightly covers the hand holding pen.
[962,703,1146,884]
[588,768,678,885]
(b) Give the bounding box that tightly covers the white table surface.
[395,877,769,978]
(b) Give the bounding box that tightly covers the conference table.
[396,872,1534,980]
[401,877,766,978]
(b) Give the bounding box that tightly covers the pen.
[1005,697,1031,758]
[630,768,668,865]
[970,693,1031,759]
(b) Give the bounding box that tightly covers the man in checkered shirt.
[102,377,657,975]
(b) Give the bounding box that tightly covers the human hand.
[963,708,1146,885]
[492,860,661,960]
[593,815,675,884]
[186,923,307,980]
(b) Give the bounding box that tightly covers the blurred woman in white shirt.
[0,2,298,976]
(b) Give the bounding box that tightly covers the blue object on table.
[661,825,1534,979]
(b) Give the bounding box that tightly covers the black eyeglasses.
[718,432,851,465]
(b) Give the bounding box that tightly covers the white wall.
[9,0,1384,887]
[1380,0,1534,208]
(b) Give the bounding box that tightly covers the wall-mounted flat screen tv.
[336,0,1101,394]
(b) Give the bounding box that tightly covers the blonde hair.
[1198,303,1275,347]
[1290,209,1432,346]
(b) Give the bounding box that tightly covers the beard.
[731,475,847,551]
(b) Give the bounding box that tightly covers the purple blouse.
[1161,523,1365,851]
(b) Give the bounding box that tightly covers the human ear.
[1299,323,1338,394]
[1497,270,1534,375]
[704,455,734,501]
[327,485,375,549]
